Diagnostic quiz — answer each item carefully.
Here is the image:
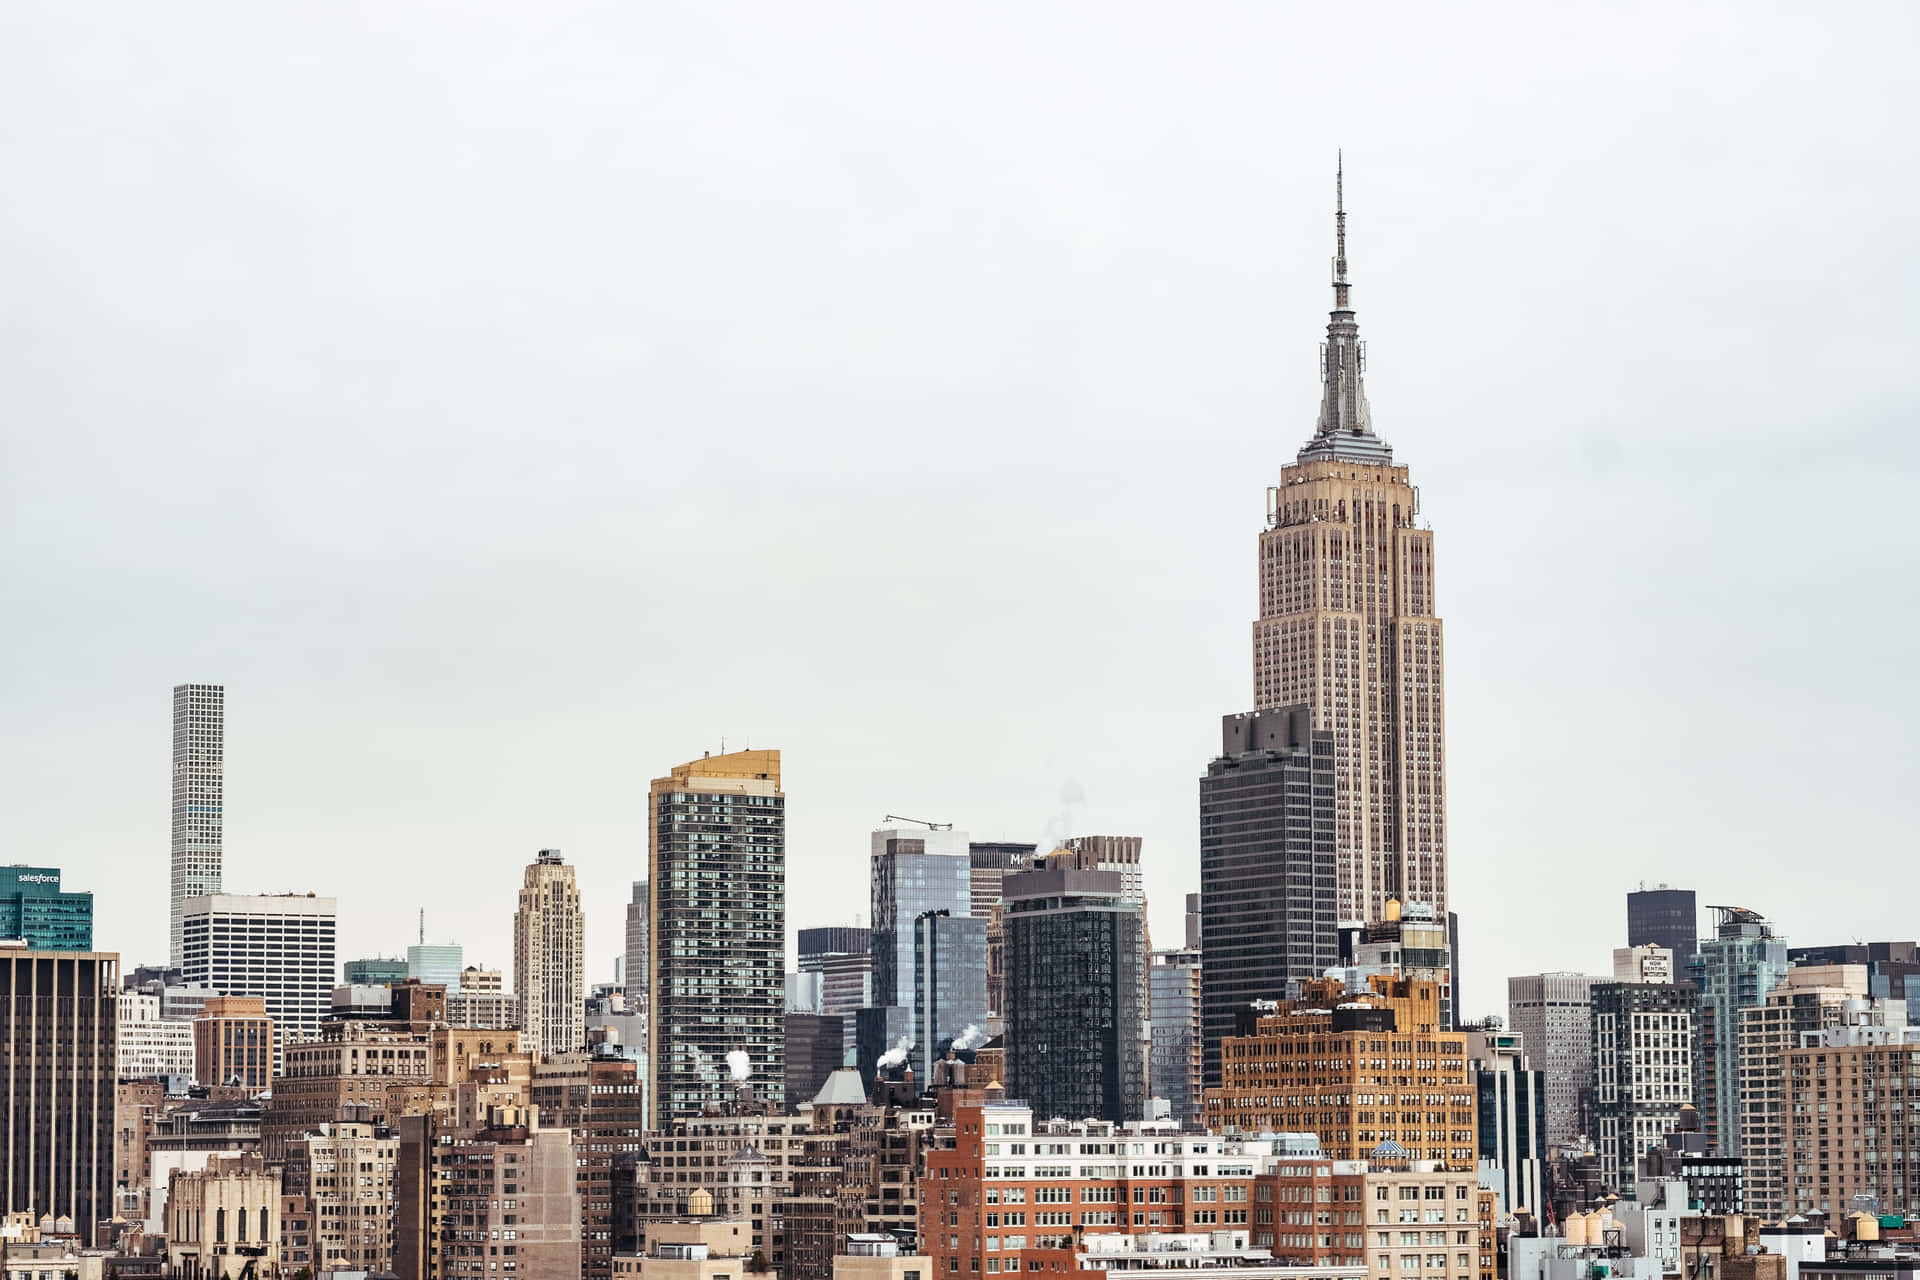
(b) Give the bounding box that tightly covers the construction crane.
[884,814,952,830]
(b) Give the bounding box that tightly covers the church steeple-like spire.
[1300,154,1392,463]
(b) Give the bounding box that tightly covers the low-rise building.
[833,1235,929,1280]
[610,1210,772,1280]
[163,1153,282,1280]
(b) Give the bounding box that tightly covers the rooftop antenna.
[418,908,424,946]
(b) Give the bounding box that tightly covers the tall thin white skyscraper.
[170,683,225,968]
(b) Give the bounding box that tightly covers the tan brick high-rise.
[1254,162,1446,924]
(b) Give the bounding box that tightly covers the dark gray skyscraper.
[1197,706,1336,1087]
[1003,865,1144,1123]
[1628,885,1698,961]
[0,949,118,1244]
[648,749,785,1127]
[624,879,647,1012]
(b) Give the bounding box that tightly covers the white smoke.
[688,1045,718,1082]
[952,1024,989,1052]
[876,1034,914,1069]
[726,1049,752,1082]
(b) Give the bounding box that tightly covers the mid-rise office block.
[1784,1009,1920,1226]
[1468,1025,1545,1221]
[1787,942,1920,1025]
[516,849,585,1060]
[1003,866,1145,1122]
[1148,947,1202,1125]
[1252,172,1448,928]
[1627,886,1697,962]
[913,909,987,1063]
[1199,706,1338,1088]
[117,990,196,1080]
[870,826,971,1010]
[0,865,93,951]
[180,892,336,1075]
[446,988,521,1031]
[1613,945,1674,984]
[170,682,224,968]
[967,842,1036,919]
[1692,906,1789,1155]
[784,1013,845,1109]
[649,749,785,1126]
[344,956,407,985]
[0,949,119,1245]
[193,994,274,1090]
[1506,972,1596,1149]
[407,942,464,991]
[1205,976,1474,1166]
[798,926,871,1060]
[626,879,649,1012]
[1589,980,1698,1193]
[1736,965,1869,1219]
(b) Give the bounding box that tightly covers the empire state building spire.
[1299,155,1392,463]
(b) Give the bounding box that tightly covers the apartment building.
[1737,966,1868,1219]
[1784,1012,1920,1226]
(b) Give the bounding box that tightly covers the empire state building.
[1252,165,1447,925]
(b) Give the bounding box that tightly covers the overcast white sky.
[3,3,1917,1020]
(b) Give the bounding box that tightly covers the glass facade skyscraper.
[913,909,987,1063]
[1003,866,1144,1123]
[869,827,971,1008]
[648,749,785,1126]
[0,864,93,951]
[1691,906,1789,1154]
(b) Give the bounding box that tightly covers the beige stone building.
[833,1236,930,1280]
[282,1118,399,1272]
[1361,1164,1494,1280]
[612,1209,772,1280]
[516,850,586,1059]
[1205,977,1474,1167]
[263,1018,434,1159]
[1737,964,1867,1218]
[164,1152,282,1280]
[1252,166,1445,924]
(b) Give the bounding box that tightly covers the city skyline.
[3,6,1916,1024]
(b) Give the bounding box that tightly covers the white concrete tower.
[170,682,225,967]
